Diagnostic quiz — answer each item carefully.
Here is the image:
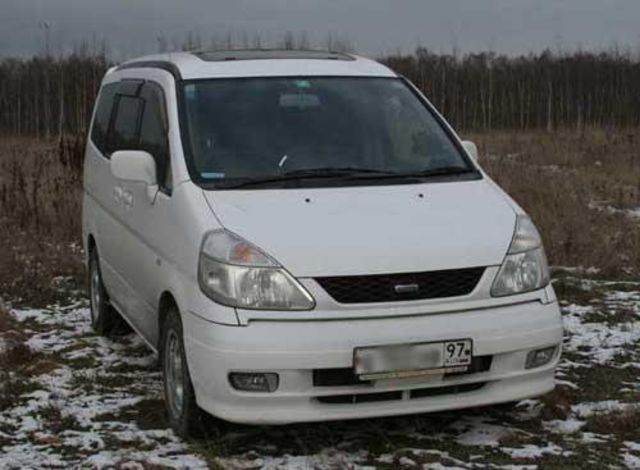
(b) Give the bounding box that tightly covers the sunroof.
[192,49,354,62]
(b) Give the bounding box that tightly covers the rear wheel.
[161,305,203,438]
[88,249,118,336]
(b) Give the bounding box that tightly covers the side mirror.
[111,150,157,185]
[110,150,158,202]
[461,140,479,162]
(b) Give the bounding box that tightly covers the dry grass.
[0,305,12,332]
[0,135,85,304]
[0,128,638,304]
[469,128,640,278]
[585,407,640,437]
[0,333,42,410]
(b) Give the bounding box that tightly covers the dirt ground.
[1,130,639,468]
[0,274,639,469]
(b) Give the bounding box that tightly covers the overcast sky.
[2,0,640,59]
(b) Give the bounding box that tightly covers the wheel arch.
[85,233,99,271]
[158,290,179,349]
[87,234,97,254]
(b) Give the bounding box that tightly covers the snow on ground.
[0,302,208,469]
[1,275,640,469]
[588,201,640,221]
[561,286,640,364]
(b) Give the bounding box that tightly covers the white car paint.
[82,51,563,424]
[203,180,516,277]
[119,51,397,81]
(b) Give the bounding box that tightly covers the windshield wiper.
[347,165,477,181]
[404,166,476,177]
[214,166,477,189]
[217,167,396,188]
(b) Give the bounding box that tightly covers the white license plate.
[354,339,472,380]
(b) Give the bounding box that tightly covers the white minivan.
[83,50,562,437]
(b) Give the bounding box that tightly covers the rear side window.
[90,83,117,154]
[108,95,143,154]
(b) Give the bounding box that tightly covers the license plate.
[354,339,472,380]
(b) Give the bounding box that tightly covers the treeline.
[1,47,640,138]
[0,53,107,138]
[384,48,640,130]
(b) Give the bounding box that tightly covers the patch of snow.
[453,417,515,447]
[588,201,640,222]
[398,456,417,466]
[1,305,208,469]
[624,452,640,469]
[501,443,565,459]
[543,418,585,434]
[562,301,640,364]
[376,453,394,464]
[553,266,601,276]
[423,464,467,470]
[606,290,640,302]
[555,379,579,390]
[580,432,610,444]
[218,449,373,470]
[572,400,628,418]
[3,278,640,468]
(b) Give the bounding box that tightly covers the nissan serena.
[82,50,562,437]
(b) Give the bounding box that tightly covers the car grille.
[315,267,485,304]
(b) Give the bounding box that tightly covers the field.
[1,129,640,469]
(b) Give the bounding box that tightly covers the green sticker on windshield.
[185,84,196,99]
[294,80,311,89]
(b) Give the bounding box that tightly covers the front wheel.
[161,306,203,438]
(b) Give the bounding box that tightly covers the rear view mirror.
[461,140,479,162]
[111,150,157,186]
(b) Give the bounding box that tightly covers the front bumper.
[183,299,562,424]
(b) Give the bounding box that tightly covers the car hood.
[202,180,516,277]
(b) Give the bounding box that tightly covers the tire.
[161,305,203,438]
[88,249,118,336]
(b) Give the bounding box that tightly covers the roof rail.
[191,49,354,62]
[116,60,183,80]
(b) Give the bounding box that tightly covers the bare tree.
[2,42,640,138]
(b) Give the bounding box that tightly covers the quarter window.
[90,83,117,155]
[108,95,143,154]
[139,83,170,189]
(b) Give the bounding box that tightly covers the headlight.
[198,230,315,310]
[491,215,550,297]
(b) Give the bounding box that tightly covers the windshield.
[181,77,476,188]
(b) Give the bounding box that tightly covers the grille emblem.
[394,283,420,294]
